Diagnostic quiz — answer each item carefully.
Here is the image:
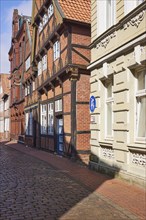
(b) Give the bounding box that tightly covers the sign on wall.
[90,96,96,112]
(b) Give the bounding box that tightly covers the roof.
[58,0,91,24]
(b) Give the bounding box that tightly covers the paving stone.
[0,144,144,220]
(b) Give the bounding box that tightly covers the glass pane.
[138,71,145,90]
[137,96,146,137]
[107,102,112,136]
[106,0,111,28]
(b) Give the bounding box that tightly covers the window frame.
[48,102,54,135]
[41,104,47,135]
[53,41,60,61]
[105,79,114,140]
[135,70,146,143]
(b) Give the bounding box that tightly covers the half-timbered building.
[25,0,91,162]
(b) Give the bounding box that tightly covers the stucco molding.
[96,32,116,49]
[123,10,145,29]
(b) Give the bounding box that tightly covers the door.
[56,117,64,154]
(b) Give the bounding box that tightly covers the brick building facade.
[8,9,32,142]
[24,0,91,162]
[0,74,10,141]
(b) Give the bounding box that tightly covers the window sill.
[99,140,113,148]
[128,143,146,152]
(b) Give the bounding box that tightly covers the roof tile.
[58,0,91,24]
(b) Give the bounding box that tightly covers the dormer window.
[48,4,53,19]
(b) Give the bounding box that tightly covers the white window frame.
[48,4,54,19]
[25,112,29,135]
[32,80,35,91]
[0,85,3,94]
[25,111,33,136]
[38,61,42,76]
[124,0,144,15]
[98,0,116,35]
[4,118,9,132]
[41,104,47,134]
[25,56,30,71]
[53,41,60,61]
[43,13,48,26]
[42,55,47,71]
[48,103,54,135]
[0,101,3,112]
[55,99,62,112]
[135,70,146,143]
[0,117,4,132]
[39,22,43,33]
[105,79,114,139]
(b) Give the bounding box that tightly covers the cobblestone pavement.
[0,144,145,220]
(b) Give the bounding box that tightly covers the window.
[0,85,3,94]
[136,70,146,141]
[48,103,54,134]
[48,4,53,19]
[25,56,30,71]
[55,99,62,112]
[98,0,116,35]
[25,112,33,135]
[4,118,9,132]
[39,22,43,33]
[0,118,4,132]
[32,80,35,91]
[105,80,113,138]
[42,55,47,71]
[53,41,60,61]
[41,104,47,134]
[43,14,48,26]
[38,61,42,76]
[124,0,144,15]
[19,44,22,64]
[4,98,9,111]
[0,101,3,112]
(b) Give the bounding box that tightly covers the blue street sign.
[90,96,96,112]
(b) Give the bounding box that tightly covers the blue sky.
[0,0,32,73]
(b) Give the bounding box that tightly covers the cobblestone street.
[0,143,145,220]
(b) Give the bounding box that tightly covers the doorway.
[56,116,64,155]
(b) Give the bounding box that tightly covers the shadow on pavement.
[0,141,133,220]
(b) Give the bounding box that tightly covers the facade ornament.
[131,152,146,167]
[96,32,116,49]
[101,147,114,159]
[123,11,145,29]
